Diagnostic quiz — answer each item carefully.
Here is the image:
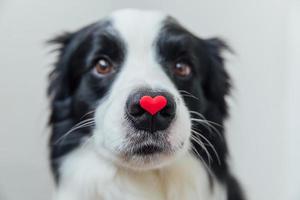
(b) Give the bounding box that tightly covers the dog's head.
[49,9,230,174]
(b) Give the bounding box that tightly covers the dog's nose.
[126,90,176,132]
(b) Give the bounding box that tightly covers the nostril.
[160,105,174,118]
[127,102,145,117]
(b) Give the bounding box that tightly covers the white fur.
[55,144,226,200]
[53,9,227,200]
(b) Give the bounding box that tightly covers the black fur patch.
[48,20,126,180]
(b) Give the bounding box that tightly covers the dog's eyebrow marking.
[85,24,126,69]
[54,20,113,70]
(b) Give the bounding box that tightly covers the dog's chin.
[117,154,175,170]
[93,119,191,170]
[114,139,188,171]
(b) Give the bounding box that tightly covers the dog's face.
[49,9,230,173]
[92,11,192,169]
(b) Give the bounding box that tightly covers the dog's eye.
[94,58,114,75]
[173,62,191,77]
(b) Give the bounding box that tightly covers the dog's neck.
[55,145,226,200]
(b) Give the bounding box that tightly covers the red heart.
[139,95,167,115]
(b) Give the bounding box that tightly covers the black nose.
[126,89,176,133]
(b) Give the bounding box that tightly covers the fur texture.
[48,9,245,200]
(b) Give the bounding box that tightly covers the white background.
[0,0,299,200]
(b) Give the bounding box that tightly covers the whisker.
[62,118,95,130]
[189,111,223,140]
[191,118,215,137]
[189,111,223,127]
[190,135,212,166]
[191,129,221,165]
[55,122,95,145]
[54,119,95,145]
[178,90,200,101]
[79,110,95,121]
[190,145,214,177]
[178,91,223,139]
[191,118,222,140]
[178,90,223,129]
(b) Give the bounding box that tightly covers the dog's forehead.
[110,9,168,47]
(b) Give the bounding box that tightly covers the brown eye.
[94,58,114,75]
[173,62,191,77]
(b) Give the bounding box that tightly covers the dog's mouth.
[118,130,176,159]
[114,132,187,170]
[121,134,171,156]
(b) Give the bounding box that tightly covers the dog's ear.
[48,32,74,100]
[47,32,75,123]
[201,38,231,120]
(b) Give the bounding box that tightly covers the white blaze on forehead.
[111,9,167,50]
[109,9,174,92]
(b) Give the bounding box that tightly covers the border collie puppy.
[48,9,245,200]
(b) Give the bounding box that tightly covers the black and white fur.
[48,9,245,200]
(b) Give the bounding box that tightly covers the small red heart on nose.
[139,96,167,115]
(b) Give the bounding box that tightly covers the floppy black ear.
[202,38,231,120]
[47,32,79,124]
[48,32,74,101]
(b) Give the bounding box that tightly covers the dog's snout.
[126,89,176,132]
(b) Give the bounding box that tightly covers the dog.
[48,9,245,200]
